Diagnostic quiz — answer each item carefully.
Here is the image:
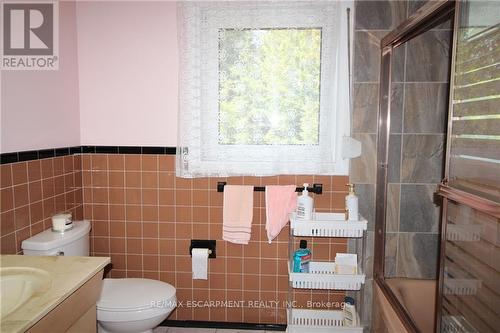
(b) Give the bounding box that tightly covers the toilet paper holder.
[189,239,216,258]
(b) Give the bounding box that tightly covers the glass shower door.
[440,202,499,332]
[382,10,453,332]
[438,1,500,332]
[446,1,500,202]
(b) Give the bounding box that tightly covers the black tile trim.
[38,149,56,159]
[166,147,177,155]
[95,146,119,154]
[142,146,166,154]
[55,147,70,157]
[70,146,82,154]
[0,152,18,164]
[160,320,286,331]
[18,150,39,162]
[1,146,177,164]
[81,146,96,153]
[118,146,142,154]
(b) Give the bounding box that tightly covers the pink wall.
[1,2,81,153]
[76,1,178,147]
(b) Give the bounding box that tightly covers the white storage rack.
[446,223,482,242]
[443,278,482,296]
[287,212,367,333]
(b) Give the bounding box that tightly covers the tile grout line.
[26,161,34,240]
[89,157,95,256]
[140,157,144,277]
[157,156,161,280]
[106,155,111,267]
[122,156,128,275]
[173,165,178,320]
[9,164,17,252]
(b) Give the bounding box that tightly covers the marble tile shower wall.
[384,10,452,280]
[81,153,350,324]
[350,0,450,323]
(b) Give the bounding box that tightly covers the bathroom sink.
[0,267,52,319]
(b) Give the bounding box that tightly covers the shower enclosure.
[437,1,499,332]
[373,0,499,332]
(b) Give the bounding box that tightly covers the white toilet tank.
[22,220,91,256]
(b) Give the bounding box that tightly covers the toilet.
[21,220,176,333]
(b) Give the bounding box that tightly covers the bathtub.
[373,278,437,333]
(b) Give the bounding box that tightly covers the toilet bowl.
[21,220,177,333]
[97,278,176,333]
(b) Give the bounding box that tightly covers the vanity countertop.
[1,255,110,333]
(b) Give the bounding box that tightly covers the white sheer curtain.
[176,1,351,178]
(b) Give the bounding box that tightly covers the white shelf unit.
[446,223,482,242]
[286,309,363,333]
[287,212,367,332]
[443,278,482,296]
[288,261,365,290]
[442,315,479,333]
[290,212,367,237]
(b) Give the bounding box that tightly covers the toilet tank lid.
[21,220,91,251]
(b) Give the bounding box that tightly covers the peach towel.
[223,185,254,244]
[265,185,297,243]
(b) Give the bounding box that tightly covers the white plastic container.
[335,253,358,274]
[51,212,73,232]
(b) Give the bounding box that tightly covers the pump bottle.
[297,183,314,220]
[345,184,359,221]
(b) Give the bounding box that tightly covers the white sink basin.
[0,267,52,319]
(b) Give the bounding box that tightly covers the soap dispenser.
[345,184,359,221]
[297,183,313,220]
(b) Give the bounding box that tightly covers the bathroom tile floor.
[154,327,276,333]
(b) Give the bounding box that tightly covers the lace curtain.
[176,1,351,177]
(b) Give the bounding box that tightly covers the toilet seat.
[97,278,176,322]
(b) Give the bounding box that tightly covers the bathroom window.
[218,28,321,146]
[176,1,351,177]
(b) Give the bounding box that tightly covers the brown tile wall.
[0,155,83,254]
[0,152,349,324]
[82,153,349,324]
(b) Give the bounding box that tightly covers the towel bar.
[216,182,323,194]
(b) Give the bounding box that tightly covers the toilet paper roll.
[192,248,209,280]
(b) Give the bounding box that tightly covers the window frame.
[177,1,352,177]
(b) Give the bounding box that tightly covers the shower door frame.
[373,0,456,332]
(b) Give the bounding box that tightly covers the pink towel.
[265,185,297,243]
[223,185,254,244]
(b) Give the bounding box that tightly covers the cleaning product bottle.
[293,240,311,273]
[345,184,359,221]
[343,296,358,327]
[297,183,313,220]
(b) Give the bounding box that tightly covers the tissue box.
[335,253,357,274]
